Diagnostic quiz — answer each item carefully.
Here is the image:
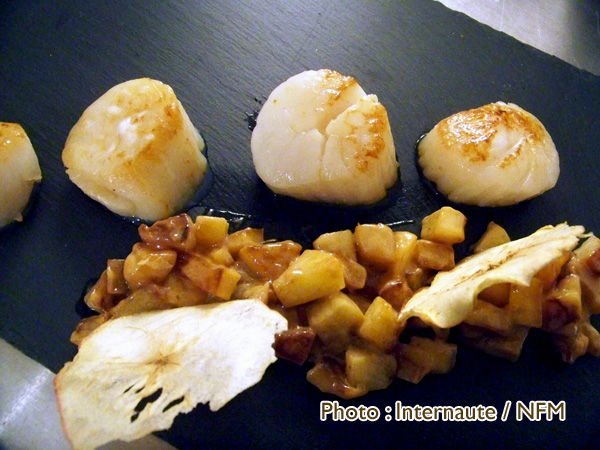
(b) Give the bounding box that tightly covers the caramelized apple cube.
[553,331,589,364]
[420,206,467,245]
[395,343,434,384]
[84,270,117,312]
[472,222,510,253]
[377,231,417,294]
[307,292,364,352]
[507,278,543,328]
[306,361,367,400]
[389,231,418,276]
[123,243,178,289]
[405,266,432,291]
[543,274,582,331]
[335,254,367,290]
[110,284,172,318]
[273,327,316,365]
[205,246,234,266]
[414,239,455,271]
[272,250,345,307]
[160,271,208,307]
[194,215,229,247]
[106,259,128,295]
[226,227,264,257]
[570,236,600,314]
[313,229,357,261]
[345,346,397,391]
[464,300,512,334]
[355,224,396,268]
[359,296,401,350]
[238,240,302,280]
[534,251,572,292]
[138,213,196,251]
[378,279,413,311]
[70,314,107,346]
[478,283,511,307]
[582,322,600,357]
[233,281,270,304]
[179,254,241,300]
[460,324,529,362]
[408,336,457,374]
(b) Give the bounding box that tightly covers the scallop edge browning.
[251,69,399,205]
[62,78,207,222]
[418,102,560,207]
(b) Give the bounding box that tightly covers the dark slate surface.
[1,1,599,449]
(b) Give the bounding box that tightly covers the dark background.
[1,1,599,449]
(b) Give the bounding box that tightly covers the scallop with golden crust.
[418,102,559,207]
[63,78,207,221]
[251,70,398,205]
[0,123,42,228]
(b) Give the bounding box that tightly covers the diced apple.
[273,327,316,365]
[355,224,396,268]
[408,336,457,374]
[478,283,511,308]
[395,343,434,384]
[543,274,582,331]
[534,252,572,292]
[345,346,397,391]
[335,254,367,290]
[238,240,302,280]
[420,206,467,245]
[472,221,510,253]
[570,236,600,314]
[194,215,229,247]
[226,227,264,257]
[313,229,357,261]
[460,324,529,362]
[378,279,413,311]
[272,250,345,307]
[306,361,367,400]
[464,300,512,334]
[105,259,128,295]
[507,278,543,328]
[160,271,208,307]
[359,296,401,350]
[179,254,241,300]
[138,213,196,251]
[307,292,364,353]
[206,246,234,267]
[110,284,172,318]
[84,270,117,312]
[553,331,589,364]
[123,243,178,289]
[233,281,270,304]
[70,314,107,346]
[582,322,600,357]
[388,231,418,276]
[414,239,455,271]
[405,266,432,291]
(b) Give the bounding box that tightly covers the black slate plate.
[1,1,600,449]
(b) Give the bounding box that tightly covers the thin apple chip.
[55,300,287,450]
[399,224,585,328]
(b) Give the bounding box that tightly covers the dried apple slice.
[399,224,585,328]
[55,300,287,450]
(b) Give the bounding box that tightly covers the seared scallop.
[251,69,398,205]
[418,102,559,207]
[63,78,207,222]
[0,123,42,228]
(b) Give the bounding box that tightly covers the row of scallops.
[1,69,560,226]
